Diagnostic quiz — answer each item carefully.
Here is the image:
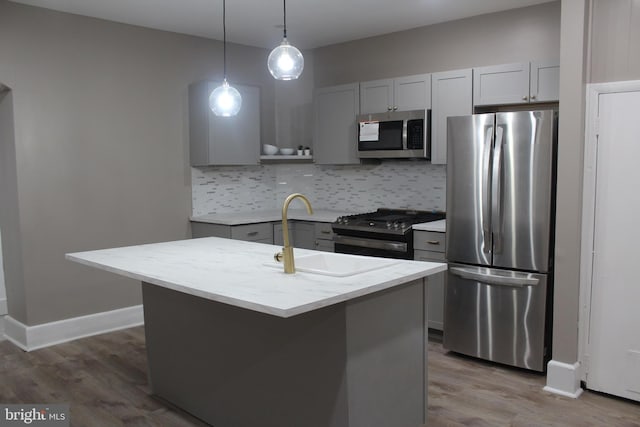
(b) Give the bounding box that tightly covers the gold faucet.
[274,193,313,274]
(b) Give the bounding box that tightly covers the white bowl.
[279,148,295,155]
[263,144,279,155]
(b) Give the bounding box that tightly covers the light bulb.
[268,38,304,80]
[277,53,294,72]
[209,79,242,117]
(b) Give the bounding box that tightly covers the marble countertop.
[190,209,355,225]
[67,238,446,318]
[413,219,446,233]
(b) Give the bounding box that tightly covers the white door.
[586,88,640,402]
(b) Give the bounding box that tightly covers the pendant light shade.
[209,78,242,117]
[211,0,241,117]
[268,38,304,80]
[268,0,304,80]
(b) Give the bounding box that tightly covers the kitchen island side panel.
[141,279,427,427]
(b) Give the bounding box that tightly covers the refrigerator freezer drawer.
[443,263,548,371]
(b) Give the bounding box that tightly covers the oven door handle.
[333,235,407,252]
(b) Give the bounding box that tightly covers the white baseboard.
[0,298,7,315]
[0,315,5,341]
[543,360,584,398]
[3,305,144,352]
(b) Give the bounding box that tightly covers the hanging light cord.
[222,0,227,79]
[283,0,287,39]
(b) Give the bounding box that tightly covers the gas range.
[332,209,445,236]
[332,209,445,259]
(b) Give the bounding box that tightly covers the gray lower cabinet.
[189,81,261,166]
[191,222,273,244]
[314,222,335,252]
[273,221,316,250]
[414,230,446,331]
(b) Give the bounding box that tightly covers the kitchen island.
[66,237,446,427]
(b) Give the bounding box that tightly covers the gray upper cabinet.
[314,83,360,165]
[473,61,559,106]
[360,74,431,114]
[359,78,393,114]
[530,61,560,102]
[431,68,473,165]
[189,81,261,166]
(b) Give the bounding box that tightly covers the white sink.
[266,252,398,277]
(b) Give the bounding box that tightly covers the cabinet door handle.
[387,106,392,111]
[393,106,398,110]
[522,95,528,101]
[531,94,537,100]
[247,231,259,236]
[427,240,440,245]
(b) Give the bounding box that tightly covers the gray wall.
[590,0,640,83]
[552,0,590,364]
[313,1,560,87]
[552,0,640,364]
[0,0,275,325]
[0,89,24,320]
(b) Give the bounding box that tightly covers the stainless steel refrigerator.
[444,110,556,372]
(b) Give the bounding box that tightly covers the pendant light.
[209,0,242,117]
[268,0,304,80]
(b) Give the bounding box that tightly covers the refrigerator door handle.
[491,126,504,254]
[482,126,494,253]
[450,266,540,287]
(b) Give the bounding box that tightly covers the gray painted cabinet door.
[314,83,360,165]
[360,78,393,114]
[530,61,560,102]
[473,62,531,106]
[189,81,260,166]
[431,68,473,164]
[360,74,431,114]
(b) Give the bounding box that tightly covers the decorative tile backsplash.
[192,161,446,216]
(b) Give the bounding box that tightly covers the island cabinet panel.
[314,83,360,165]
[189,80,261,166]
[431,68,473,164]
[142,279,428,427]
[191,222,273,244]
[414,230,446,331]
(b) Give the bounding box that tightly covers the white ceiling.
[10,0,555,49]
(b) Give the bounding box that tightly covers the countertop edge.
[66,245,447,319]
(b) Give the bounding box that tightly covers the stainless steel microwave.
[357,109,431,159]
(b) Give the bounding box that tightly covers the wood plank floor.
[0,326,638,426]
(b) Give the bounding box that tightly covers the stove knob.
[386,221,392,228]
[400,222,408,229]
[393,222,400,229]
[336,217,342,224]
[369,222,375,227]
[343,218,349,224]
